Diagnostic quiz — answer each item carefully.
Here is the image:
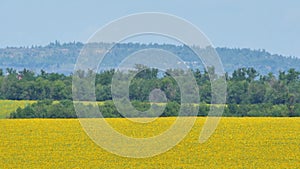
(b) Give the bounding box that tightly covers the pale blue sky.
[0,0,299,57]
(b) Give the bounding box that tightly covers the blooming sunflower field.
[0,117,299,168]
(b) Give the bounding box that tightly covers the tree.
[286,68,300,84]
[227,80,248,104]
[247,82,266,104]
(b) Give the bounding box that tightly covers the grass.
[0,117,299,168]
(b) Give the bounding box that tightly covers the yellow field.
[0,117,299,168]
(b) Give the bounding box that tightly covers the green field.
[0,100,106,119]
[0,118,299,168]
[0,100,36,118]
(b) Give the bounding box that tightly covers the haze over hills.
[0,41,299,75]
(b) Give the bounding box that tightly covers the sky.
[0,0,299,57]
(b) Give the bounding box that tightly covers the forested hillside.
[0,41,299,75]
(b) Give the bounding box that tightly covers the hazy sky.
[0,0,299,57]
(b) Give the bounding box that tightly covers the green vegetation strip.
[0,100,36,118]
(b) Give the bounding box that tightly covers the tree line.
[1,66,300,117]
[10,100,300,118]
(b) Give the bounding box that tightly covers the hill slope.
[0,42,299,75]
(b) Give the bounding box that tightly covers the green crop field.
[0,100,36,118]
[0,117,299,168]
[0,100,111,119]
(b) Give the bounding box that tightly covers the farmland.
[0,118,299,168]
[0,100,104,119]
[0,100,36,118]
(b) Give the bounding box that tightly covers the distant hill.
[0,41,299,75]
